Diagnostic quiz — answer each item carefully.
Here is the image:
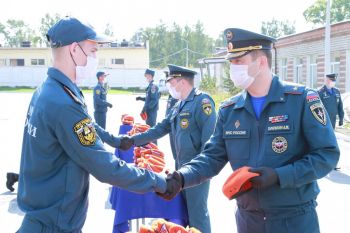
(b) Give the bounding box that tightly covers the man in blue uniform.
[159,28,340,233]
[130,64,216,233]
[318,73,344,129]
[16,17,166,233]
[93,71,113,129]
[136,69,160,127]
[164,70,179,159]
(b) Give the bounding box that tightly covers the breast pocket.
[264,122,294,156]
[223,128,250,160]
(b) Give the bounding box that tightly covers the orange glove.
[121,114,134,125]
[140,111,148,121]
[222,166,260,200]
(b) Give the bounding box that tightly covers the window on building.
[111,58,124,65]
[309,63,317,89]
[295,58,303,84]
[10,59,25,66]
[331,56,340,74]
[31,59,45,66]
[0,59,6,66]
[280,58,287,80]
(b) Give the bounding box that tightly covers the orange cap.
[222,166,260,200]
[140,112,148,121]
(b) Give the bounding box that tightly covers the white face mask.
[75,56,98,85]
[166,81,182,99]
[229,61,260,89]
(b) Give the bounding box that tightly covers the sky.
[0,0,320,41]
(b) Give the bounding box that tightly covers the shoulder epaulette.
[63,86,84,106]
[195,89,202,96]
[220,94,241,108]
[283,81,305,94]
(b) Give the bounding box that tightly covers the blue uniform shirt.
[179,77,339,211]
[142,80,160,113]
[250,95,266,120]
[318,85,344,128]
[133,88,216,167]
[17,67,166,232]
[93,82,111,112]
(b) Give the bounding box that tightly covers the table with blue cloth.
[110,124,188,233]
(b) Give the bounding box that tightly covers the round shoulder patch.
[151,85,157,94]
[95,89,101,95]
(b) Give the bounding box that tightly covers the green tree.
[40,13,61,46]
[133,21,215,68]
[303,0,350,25]
[2,19,40,47]
[261,18,296,38]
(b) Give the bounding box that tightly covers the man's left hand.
[157,171,184,200]
[249,167,279,189]
[339,120,344,126]
[119,136,134,151]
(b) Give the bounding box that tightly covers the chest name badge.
[74,118,96,146]
[268,115,288,124]
[272,136,288,153]
[268,125,290,132]
[310,102,327,126]
[180,118,189,129]
[225,130,247,136]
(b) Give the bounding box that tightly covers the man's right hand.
[157,171,184,200]
[119,136,134,151]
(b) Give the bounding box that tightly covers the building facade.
[274,20,350,93]
[0,43,150,88]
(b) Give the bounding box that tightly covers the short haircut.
[250,50,272,68]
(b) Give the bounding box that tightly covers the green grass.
[0,86,135,94]
[211,92,232,110]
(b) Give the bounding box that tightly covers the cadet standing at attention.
[159,28,340,233]
[93,71,113,129]
[136,69,160,127]
[318,73,344,129]
[130,64,216,233]
[16,17,166,233]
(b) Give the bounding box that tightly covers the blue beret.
[167,64,197,81]
[224,28,277,60]
[326,73,337,81]
[145,69,155,77]
[46,17,110,48]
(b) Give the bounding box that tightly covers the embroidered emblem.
[310,103,327,126]
[95,89,100,95]
[226,30,233,40]
[228,42,234,51]
[180,118,189,129]
[272,136,288,153]
[202,103,212,115]
[74,118,96,146]
[151,85,157,94]
[268,115,288,124]
[235,120,240,129]
[306,91,320,103]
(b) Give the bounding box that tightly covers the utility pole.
[324,0,331,76]
[181,38,189,67]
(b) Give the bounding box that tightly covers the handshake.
[119,136,134,151]
[157,170,184,201]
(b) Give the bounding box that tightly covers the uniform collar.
[183,88,196,102]
[234,76,285,110]
[48,67,82,98]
